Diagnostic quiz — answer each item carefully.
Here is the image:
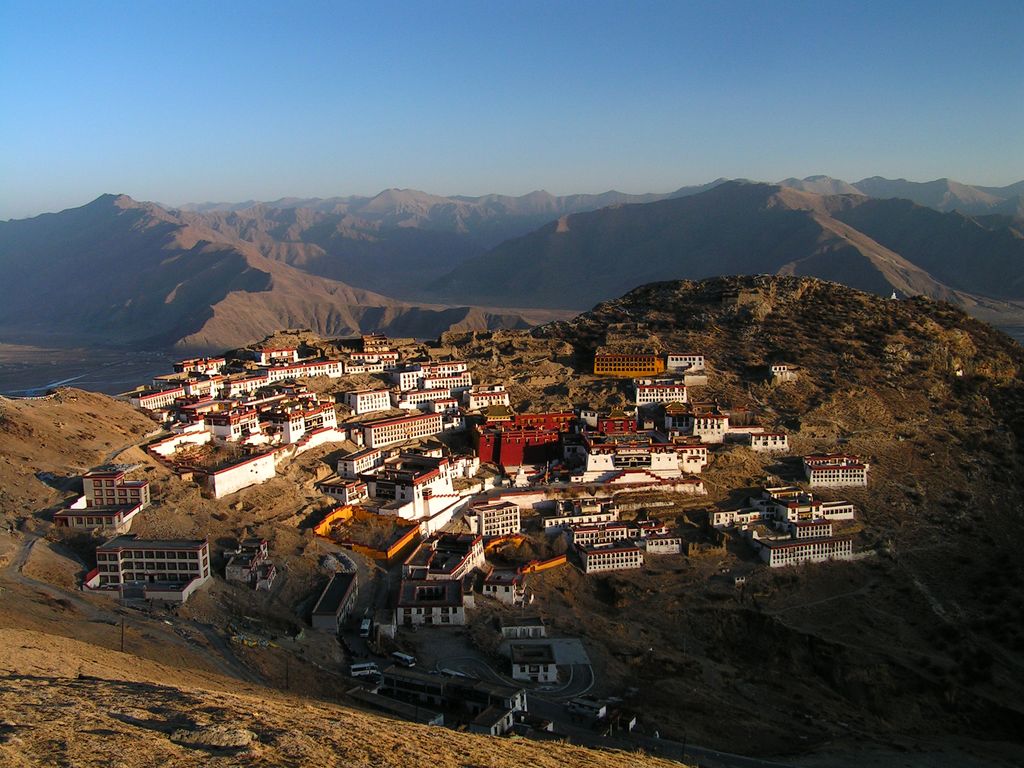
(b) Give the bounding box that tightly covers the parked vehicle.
[359,617,372,637]
[390,651,417,667]
[350,661,380,678]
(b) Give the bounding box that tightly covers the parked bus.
[390,651,417,667]
[349,662,380,679]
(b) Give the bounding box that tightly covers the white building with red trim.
[267,359,343,382]
[363,412,443,448]
[464,385,511,411]
[634,380,688,407]
[577,541,644,573]
[83,466,151,509]
[803,454,869,487]
[256,347,299,365]
[129,387,185,411]
[87,536,211,602]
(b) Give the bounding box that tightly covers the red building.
[596,409,637,435]
[512,412,574,431]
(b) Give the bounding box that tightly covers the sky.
[1,0,1022,220]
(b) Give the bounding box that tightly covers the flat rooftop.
[511,642,556,665]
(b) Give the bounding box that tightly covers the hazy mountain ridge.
[428,181,1024,313]
[0,195,566,351]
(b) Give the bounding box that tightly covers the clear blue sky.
[1,0,1021,219]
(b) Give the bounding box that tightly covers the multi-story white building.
[129,387,185,411]
[566,432,707,482]
[223,373,270,398]
[265,401,337,443]
[205,408,261,441]
[634,380,688,407]
[363,412,443,448]
[174,356,226,375]
[464,385,511,411]
[343,388,392,415]
[754,536,854,568]
[577,541,644,573]
[91,536,211,598]
[266,360,343,382]
[362,454,455,519]
[644,533,683,554]
[510,643,558,683]
[83,466,151,509]
[482,568,527,605]
[393,389,445,410]
[338,446,385,479]
[803,454,869,487]
[466,500,521,538]
[422,360,469,378]
[403,533,485,581]
[421,372,473,394]
[395,579,466,626]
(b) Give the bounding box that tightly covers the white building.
[749,432,789,452]
[567,433,707,482]
[205,408,261,442]
[362,454,455,520]
[395,579,466,626]
[343,388,392,415]
[129,387,185,411]
[578,541,645,574]
[482,568,527,605]
[754,536,854,568]
[91,536,211,602]
[421,372,473,394]
[510,643,558,683]
[266,360,343,382]
[338,447,385,479]
[256,347,299,365]
[634,380,688,407]
[83,466,151,509]
[200,451,278,498]
[644,533,683,555]
[466,500,522,538]
[363,412,443,448]
[803,454,869,487]
[266,402,338,444]
[464,385,511,411]
[666,354,705,372]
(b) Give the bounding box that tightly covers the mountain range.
[428,181,1024,313]
[1,175,1021,352]
[0,195,566,351]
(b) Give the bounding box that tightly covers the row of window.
[98,550,202,560]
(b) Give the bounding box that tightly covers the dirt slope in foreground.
[0,627,682,768]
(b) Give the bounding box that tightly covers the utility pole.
[120,616,125,653]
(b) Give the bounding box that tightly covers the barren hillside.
[2,276,1023,766]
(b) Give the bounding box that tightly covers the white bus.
[350,662,380,679]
